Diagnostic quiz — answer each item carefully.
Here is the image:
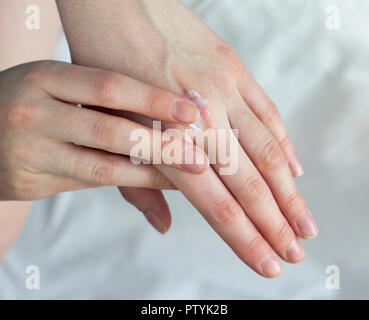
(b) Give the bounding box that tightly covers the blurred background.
[0,0,368,299]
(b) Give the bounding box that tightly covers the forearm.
[0,202,32,258]
[0,0,61,70]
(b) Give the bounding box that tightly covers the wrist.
[57,0,210,84]
[58,0,182,72]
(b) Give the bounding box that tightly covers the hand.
[58,0,318,277]
[0,60,209,203]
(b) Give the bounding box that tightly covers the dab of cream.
[186,90,210,130]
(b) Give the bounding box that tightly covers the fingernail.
[171,100,199,123]
[286,239,305,263]
[297,209,318,238]
[289,156,304,177]
[142,211,168,234]
[180,147,208,173]
[260,254,282,278]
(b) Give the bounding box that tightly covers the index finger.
[36,61,200,124]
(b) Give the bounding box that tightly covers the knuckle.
[18,61,56,90]
[209,73,236,98]
[21,66,43,86]
[259,138,285,170]
[20,61,55,87]
[275,221,292,242]
[263,100,280,123]
[93,72,118,104]
[278,135,290,150]
[87,161,115,185]
[241,233,262,256]
[59,154,76,178]
[147,168,162,189]
[285,189,300,207]
[216,44,241,66]
[211,199,240,225]
[145,88,161,115]
[6,171,27,199]
[240,175,266,201]
[6,100,37,128]
[91,118,117,148]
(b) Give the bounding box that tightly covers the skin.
[56,0,318,278]
[0,59,211,202]
[0,0,62,258]
[0,0,318,278]
[0,0,190,257]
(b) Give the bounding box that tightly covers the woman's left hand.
[58,0,318,277]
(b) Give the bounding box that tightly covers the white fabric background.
[0,0,368,299]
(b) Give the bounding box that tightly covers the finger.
[237,70,304,177]
[37,99,209,174]
[229,99,318,239]
[119,186,171,234]
[155,164,283,278]
[172,91,303,264]
[38,141,176,190]
[182,91,305,262]
[38,61,199,124]
[203,112,305,263]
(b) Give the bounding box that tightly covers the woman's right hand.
[0,60,208,201]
